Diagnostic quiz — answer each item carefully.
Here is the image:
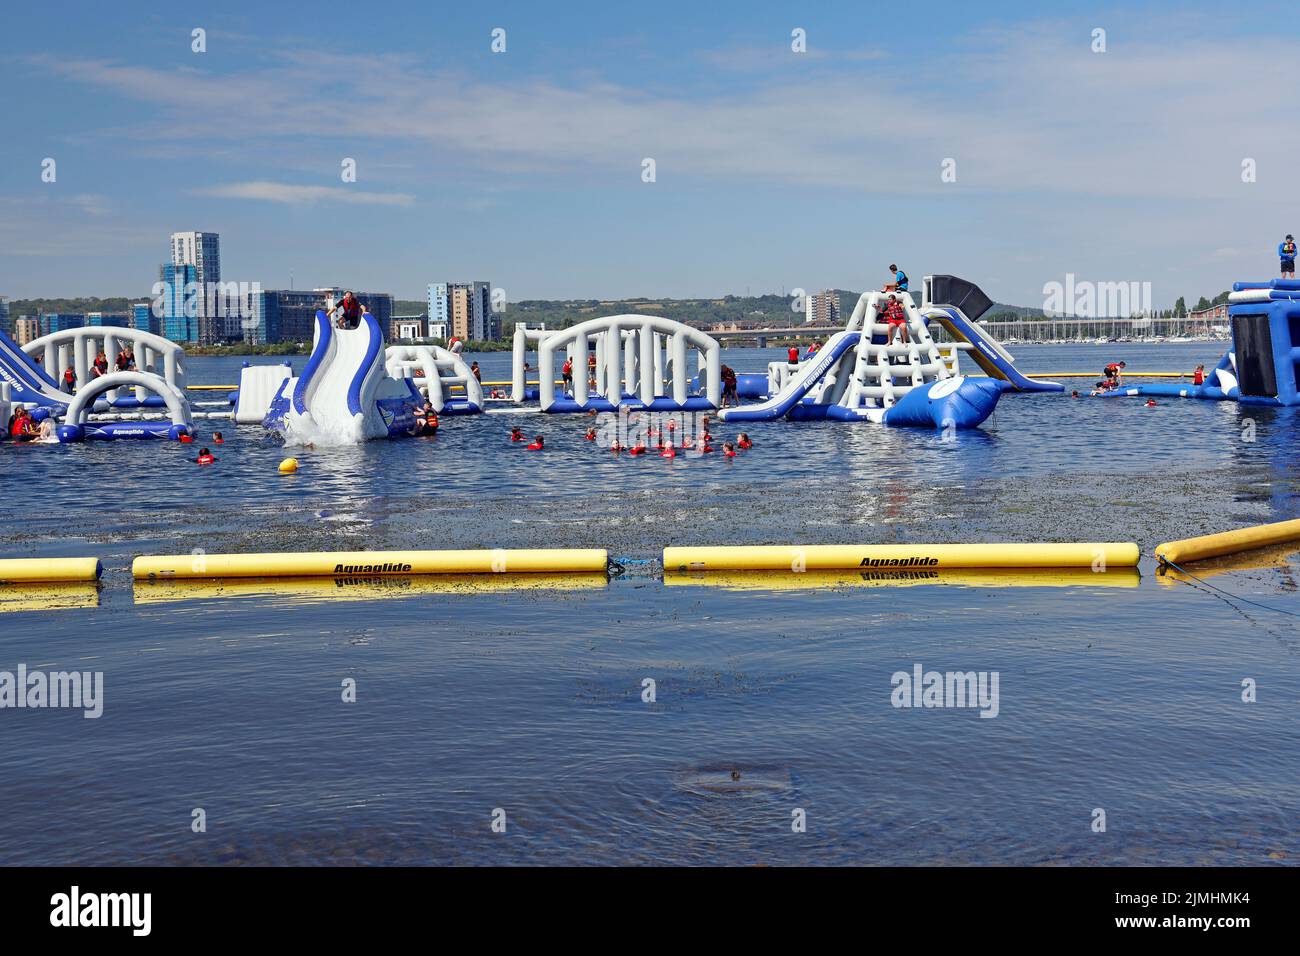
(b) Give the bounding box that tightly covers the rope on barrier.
[1159,559,1300,620]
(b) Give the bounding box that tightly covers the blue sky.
[0,1,1295,307]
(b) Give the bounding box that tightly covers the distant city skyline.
[1,1,1295,309]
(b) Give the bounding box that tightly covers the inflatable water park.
[8,272,1300,450]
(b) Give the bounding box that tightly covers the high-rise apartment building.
[428,281,497,341]
[159,263,199,342]
[0,296,9,335]
[805,289,841,325]
[14,317,40,345]
[170,231,224,342]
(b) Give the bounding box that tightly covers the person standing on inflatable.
[326,291,364,330]
[787,345,800,368]
[1280,235,1297,279]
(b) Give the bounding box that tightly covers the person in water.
[7,407,38,441]
[737,433,753,450]
[212,431,224,444]
[195,447,216,464]
[722,441,736,458]
[326,291,364,330]
[526,435,544,450]
[1281,234,1297,279]
[584,427,597,441]
[610,439,624,453]
[1193,364,1206,386]
[510,426,525,442]
[417,403,439,434]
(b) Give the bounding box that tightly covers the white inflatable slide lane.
[283,311,388,445]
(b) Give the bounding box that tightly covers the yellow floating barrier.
[0,557,103,584]
[132,548,609,580]
[0,582,101,613]
[665,567,1140,591]
[1156,518,1300,567]
[662,543,1139,572]
[1021,372,1191,380]
[135,571,608,605]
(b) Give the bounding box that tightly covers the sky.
[0,0,1296,308]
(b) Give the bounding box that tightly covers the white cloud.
[197,181,415,207]
[29,29,1300,202]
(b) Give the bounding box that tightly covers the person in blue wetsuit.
[1279,235,1296,279]
[887,263,908,293]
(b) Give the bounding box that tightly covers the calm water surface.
[0,342,1296,865]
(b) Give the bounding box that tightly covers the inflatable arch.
[26,326,186,408]
[385,344,483,414]
[57,371,193,442]
[533,315,721,412]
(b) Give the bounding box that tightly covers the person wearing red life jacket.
[195,448,216,464]
[510,426,525,442]
[788,345,800,367]
[1193,364,1205,386]
[737,433,753,450]
[526,435,544,450]
[722,441,736,458]
[327,291,364,330]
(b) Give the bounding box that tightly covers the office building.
[428,281,498,341]
[170,231,225,343]
[40,313,86,335]
[805,290,841,325]
[247,289,394,345]
[133,302,161,336]
[86,312,132,328]
[159,263,199,342]
[0,296,8,334]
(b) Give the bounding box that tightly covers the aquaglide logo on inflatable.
[332,562,413,574]
[858,556,941,567]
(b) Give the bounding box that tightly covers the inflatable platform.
[718,280,1020,428]
[1097,278,1300,406]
